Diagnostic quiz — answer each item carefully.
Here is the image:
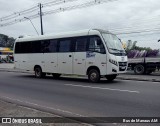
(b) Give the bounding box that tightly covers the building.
[0,47,13,62]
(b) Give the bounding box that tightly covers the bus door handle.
[51,62,54,63]
[41,61,45,63]
[23,61,26,62]
[62,62,66,64]
[69,55,72,57]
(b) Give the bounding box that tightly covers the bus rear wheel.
[35,67,46,78]
[88,69,100,83]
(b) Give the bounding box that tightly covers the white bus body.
[14,29,128,82]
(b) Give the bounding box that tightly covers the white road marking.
[65,84,140,93]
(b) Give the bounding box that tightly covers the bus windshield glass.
[102,33,125,54]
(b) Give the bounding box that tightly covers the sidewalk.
[0,100,86,126]
[0,63,14,69]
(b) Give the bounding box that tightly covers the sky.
[0,0,160,49]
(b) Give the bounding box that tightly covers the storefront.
[0,47,13,62]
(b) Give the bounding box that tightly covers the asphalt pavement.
[0,71,160,126]
[0,63,160,126]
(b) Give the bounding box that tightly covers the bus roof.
[16,29,112,42]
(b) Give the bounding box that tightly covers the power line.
[0,0,118,27]
[0,0,78,22]
[115,28,160,35]
[119,31,160,37]
[109,23,160,33]
[0,5,39,22]
[1,0,160,37]
[43,0,78,8]
[43,0,118,15]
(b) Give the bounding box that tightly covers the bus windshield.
[102,33,125,54]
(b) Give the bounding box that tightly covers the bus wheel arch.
[87,66,100,83]
[34,65,46,78]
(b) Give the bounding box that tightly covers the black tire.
[52,73,61,79]
[134,64,145,74]
[88,69,100,83]
[35,67,46,78]
[105,75,117,82]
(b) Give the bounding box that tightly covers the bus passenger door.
[58,39,73,74]
[73,37,88,75]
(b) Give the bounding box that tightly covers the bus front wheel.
[88,69,100,83]
[35,67,46,78]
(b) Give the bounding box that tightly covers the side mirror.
[158,40,160,42]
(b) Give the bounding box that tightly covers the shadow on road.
[14,74,121,85]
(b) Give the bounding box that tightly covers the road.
[0,71,160,126]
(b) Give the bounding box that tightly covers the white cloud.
[0,0,160,49]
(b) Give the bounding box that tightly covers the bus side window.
[41,40,50,53]
[31,41,41,53]
[59,39,71,52]
[23,42,32,53]
[15,43,21,53]
[49,40,58,52]
[41,40,57,53]
[75,37,87,52]
[88,36,106,54]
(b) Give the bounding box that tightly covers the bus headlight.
[109,59,118,66]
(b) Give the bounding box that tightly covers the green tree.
[0,34,15,49]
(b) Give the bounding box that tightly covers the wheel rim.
[90,72,97,81]
[36,68,41,77]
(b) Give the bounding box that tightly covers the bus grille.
[119,62,127,71]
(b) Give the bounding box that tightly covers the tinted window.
[31,41,42,53]
[88,36,105,54]
[15,42,21,53]
[42,40,57,53]
[75,37,87,52]
[49,40,57,52]
[41,40,50,53]
[59,39,71,52]
[22,42,32,53]
[15,42,32,53]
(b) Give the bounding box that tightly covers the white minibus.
[14,29,128,82]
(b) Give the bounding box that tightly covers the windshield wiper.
[109,48,125,53]
[109,48,121,52]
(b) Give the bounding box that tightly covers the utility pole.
[39,3,44,35]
